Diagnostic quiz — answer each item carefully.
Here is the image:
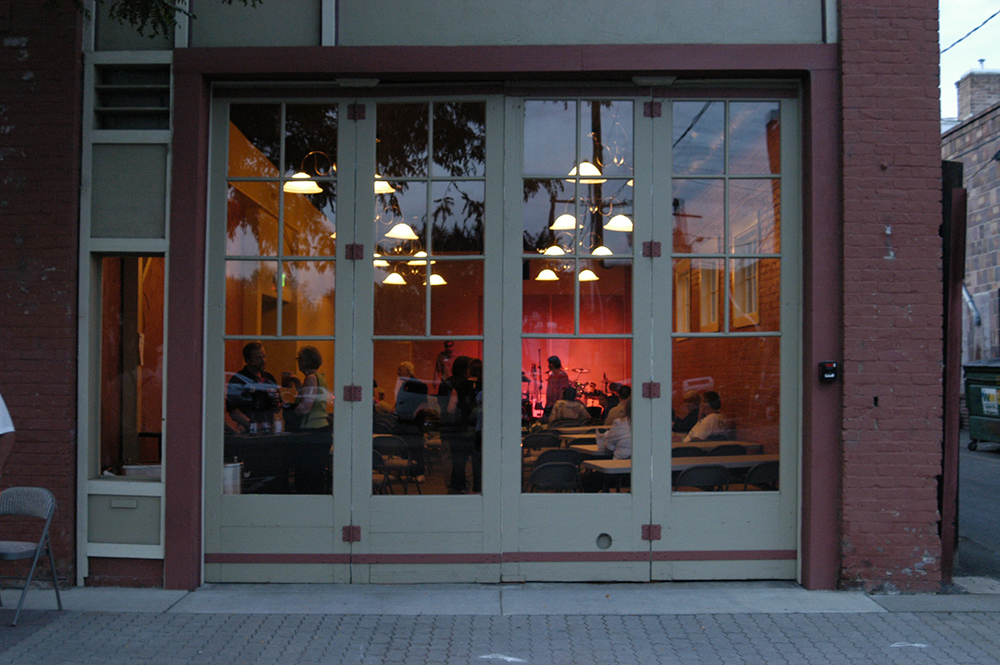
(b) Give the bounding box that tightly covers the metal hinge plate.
[641,524,662,541]
[342,525,361,542]
[348,103,366,120]
[344,385,363,402]
[643,101,662,118]
[642,241,662,258]
[345,243,364,260]
[642,382,661,399]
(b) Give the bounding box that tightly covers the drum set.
[522,365,613,419]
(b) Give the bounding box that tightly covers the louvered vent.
[94,65,170,130]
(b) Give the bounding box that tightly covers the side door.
[650,97,801,580]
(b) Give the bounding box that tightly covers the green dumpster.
[964,360,1000,450]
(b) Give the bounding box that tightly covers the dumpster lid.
[964,359,1000,372]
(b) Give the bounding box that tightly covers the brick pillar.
[840,0,944,591]
[0,1,83,582]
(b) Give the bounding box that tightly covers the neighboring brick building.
[0,0,947,593]
[943,71,1000,364]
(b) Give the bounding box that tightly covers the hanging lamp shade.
[604,214,633,232]
[427,273,447,286]
[567,161,606,184]
[578,269,599,282]
[373,253,390,268]
[592,245,613,256]
[383,272,406,285]
[549,214,577,230]
[283,173,323,194]
[543,245,566,256]
[374,176,395,194]
[385,223,419,240]
[535,268,559,281]
[408,250,430,266]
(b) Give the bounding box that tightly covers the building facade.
[0,0,944,591]
[942,71,1000,364]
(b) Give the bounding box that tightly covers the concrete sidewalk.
[1,579,999,664]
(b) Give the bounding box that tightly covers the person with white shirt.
[683,391,729,442]
[0,392,15,474]
[597,397,632,459]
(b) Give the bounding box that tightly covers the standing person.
[227,342,280,433]
[684,391,729,442]
[0,391,15,475]
[291,346,330,430]
[438,355,477,494]
[543,355,570,421]
[433,341,455,388]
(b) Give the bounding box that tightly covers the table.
[568,443,612,458]
[560,432,601,446]
[224,431,332,493]
[553,425,608,435]
[672,440,764,454]
[671,453,779,473]
[581,458,631,492]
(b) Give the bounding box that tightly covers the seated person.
[672,390,701,433]
[683,391,729,442]
[604,385,632,426]
[548,387,590,423]
[226,341,280,433]
[597,398,632,459]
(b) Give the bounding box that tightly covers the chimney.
[957,70,1000,119]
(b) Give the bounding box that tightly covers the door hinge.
[643,101,662,118]
[642,382,661,399]
[345,243,364,260]
[342,525,361,542]
[641,524,662,541]
[642,241,661,258]
[343,385,363,402]
[348,103,366,120]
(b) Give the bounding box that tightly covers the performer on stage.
[543,355,570,421]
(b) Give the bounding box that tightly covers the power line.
[941,8,1000,54]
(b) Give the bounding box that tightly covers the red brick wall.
[840,0,944,591]
[0,1,82,582]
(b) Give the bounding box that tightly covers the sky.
[939,1,1000,118]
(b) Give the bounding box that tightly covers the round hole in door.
[596,533,612,550]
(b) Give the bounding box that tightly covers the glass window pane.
[224,339,334,495]
[374,259,427,336]
[672,179,724,254]
[100,257,164,479]
[673,259,692,334]
[729,179,781,254]
[580,258,632,335]
[521,339,632,493]
[690,258,723,333]
[524,100,576,175]
[671,336,780,492]
[374,340,484,496]
[730,258,780,333]
[431,181,484,255]
[523,178,573,254]
[430,261,484,337]
[225,260,279,336]
[592,180,634,256]
[728,102,780,175]
[228,182,279,256]
[672,101,725,176]
[579,101,633,179]
[433,102,486,177]
[377,103,428,178]
[284,104,338,177]
[375,181,427,249]
[282,261,336,336]
[283,184,337,257]
[228,104,280,178]
[523,258,575,335]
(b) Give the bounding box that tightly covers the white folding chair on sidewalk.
[0,487,63,626]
